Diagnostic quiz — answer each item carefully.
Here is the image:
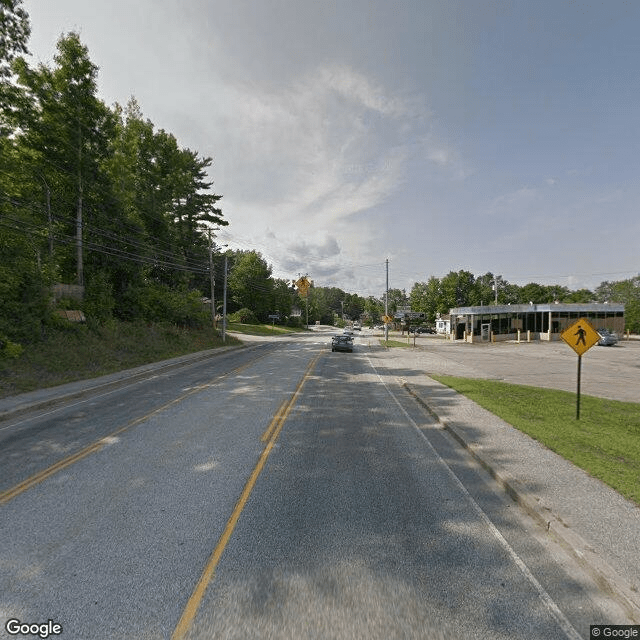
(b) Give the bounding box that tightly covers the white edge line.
[366,355,583,640]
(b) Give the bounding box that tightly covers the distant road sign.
[295,276,310,297]
[561,318,600,356]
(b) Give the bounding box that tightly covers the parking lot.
[372,331,640,404]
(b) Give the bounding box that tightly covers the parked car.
[597,329,618,346]
[409,326,433,334]
[332,335,353,352]
[418,326,436,334]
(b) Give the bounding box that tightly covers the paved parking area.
[375,334,640,403]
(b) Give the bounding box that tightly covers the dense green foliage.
[1,9,226,344]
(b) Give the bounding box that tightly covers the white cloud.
[211,63,439,288]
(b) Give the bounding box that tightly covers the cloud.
[205,61,467,293]
[212,62,415,219]
[287,236,341,261]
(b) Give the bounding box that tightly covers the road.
[0,330,630,639]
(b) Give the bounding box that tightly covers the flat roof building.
[448,303,625,342]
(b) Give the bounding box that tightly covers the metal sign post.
[576,354,582,420]
[560,317,600,420]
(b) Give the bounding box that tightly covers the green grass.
[380,339,411,348]
[431,375,640,505]
[226,322,309,336]
[0,321,241,398]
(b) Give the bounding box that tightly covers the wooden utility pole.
[207,229,216,329]
[76,122,84,286]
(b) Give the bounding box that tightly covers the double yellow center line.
[171,350,321,640]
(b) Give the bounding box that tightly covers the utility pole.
[222,254,228,343]
[385,258,389,342]
[38,175,53,259]
[207,229,216,329]
[76,123,84,287]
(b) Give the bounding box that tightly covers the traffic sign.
[295,276,311,297]
[560,317,601,420]
[561,318,600,356]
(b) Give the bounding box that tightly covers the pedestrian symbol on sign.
[574,325,587,347]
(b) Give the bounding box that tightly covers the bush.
[83,271,115,323]
[117,283,209,327]
[228,308,259,324]
[0,334,23,359]
[286,315,303,328]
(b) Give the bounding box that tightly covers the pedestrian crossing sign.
[561,317,600,356]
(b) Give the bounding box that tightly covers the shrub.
[228,308,259,324]
[83,271,115,323]
[0,334,23,359]
[286,315,303,328]
[117,283,209,327]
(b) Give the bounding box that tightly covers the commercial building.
[448,303,625,343]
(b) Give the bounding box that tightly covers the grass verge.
[380,339,411,348]
[0,321,241,398]
[431,375,640,506]
[226,323,309,336]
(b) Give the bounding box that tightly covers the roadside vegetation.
[431,375,640,506]
[380,339,411,348]
[0,320,240,398]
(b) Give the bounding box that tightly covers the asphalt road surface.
[0,332,630,639]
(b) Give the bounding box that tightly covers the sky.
[21,0,640,298]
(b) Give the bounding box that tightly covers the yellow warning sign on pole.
[560,317,601,420]
[295,276,311,298]
[560,317,600,356]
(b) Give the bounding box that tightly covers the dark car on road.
[409,326,435,334]
[597,329,618,346]
[331,335,353,352]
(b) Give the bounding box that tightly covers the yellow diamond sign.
[561,317,601,356]
[295,276,310,297]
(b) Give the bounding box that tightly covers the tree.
[364,296,384,324]
[384,288,408,315]
[596,276,640,333]
[410,277,441,323]
[271,278,294,320]
[343,292,365,321]
[473,272,500,306]
[439,270,475,310]
[13,32,116,286]
[564,288,594,303]
[0,0,30,122]
[228,251,273,322]
[518,282,553,304]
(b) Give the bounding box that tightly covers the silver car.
[597,329,618,346]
